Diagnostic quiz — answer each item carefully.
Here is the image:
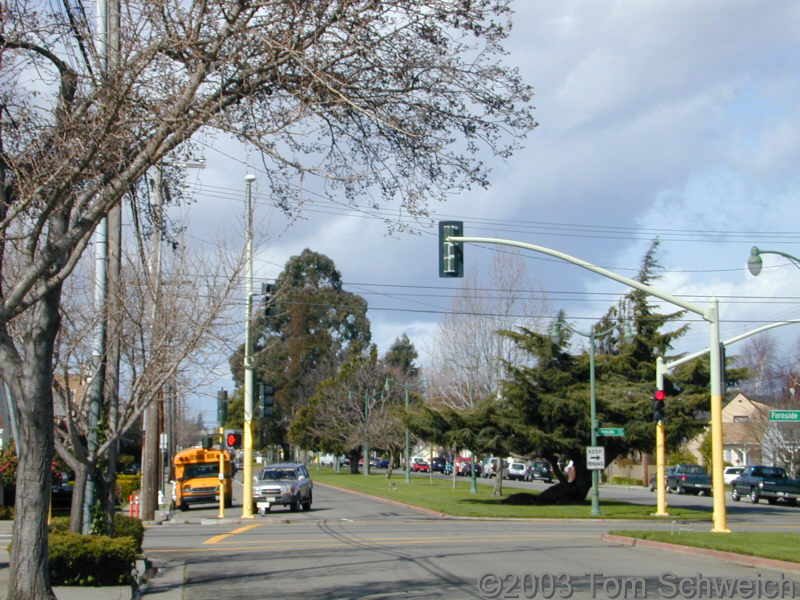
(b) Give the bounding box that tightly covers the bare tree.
[735,335,785,398]
[427,250,549,410]
[426,250,548,495]
[0,2,533,595]
[52,233,243,532]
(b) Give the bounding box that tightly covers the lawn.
[608,530,800,564]
[310,468,708,520]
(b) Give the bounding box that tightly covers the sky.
[176,1,800,426]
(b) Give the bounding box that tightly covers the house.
[720,392,777,466]
[682,392,791,467]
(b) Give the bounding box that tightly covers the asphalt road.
[141,476,800,599]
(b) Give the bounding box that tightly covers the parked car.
[253,462,313,514]
[454,457,471,476]
[481,457,508,478]
[430,457,447,473]
[411,457,429,472]
[731,465,800,505]
[648,466,676,491]
[665,463,711,495]
[529,460,554,483]
[505,461,529,481]
[374,458,390,469]
[723,466,745,486]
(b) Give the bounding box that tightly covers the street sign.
[586,446,605,470]
[769,410,800,422]
[597,427,625,436]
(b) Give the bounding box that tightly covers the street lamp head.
[244,173,256,183]
[622,321,635,344]
[747,246,763,276]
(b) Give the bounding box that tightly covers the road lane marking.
[203,523,264,545]
[153,531,598,553]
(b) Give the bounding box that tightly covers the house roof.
[724,391,782,409]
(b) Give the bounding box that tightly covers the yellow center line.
[152,532,596,554]
[203,523,264,545]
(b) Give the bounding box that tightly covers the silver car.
[253,463,313,514]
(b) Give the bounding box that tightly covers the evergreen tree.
[229,249,371,451]
[498,240,727,503]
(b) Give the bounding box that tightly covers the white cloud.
[180,2,800,421]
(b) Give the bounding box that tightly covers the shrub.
[48,530,137,586]
[116,474,141,502]
[49,514,143,552]
[609,476,643,486]
[114,514,144,552]
[0,506,12,520]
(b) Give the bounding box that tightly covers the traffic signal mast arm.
[440,230,727,532]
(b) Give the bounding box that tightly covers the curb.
[601,533,800,573]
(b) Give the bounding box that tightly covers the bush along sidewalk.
[38,514,146,587]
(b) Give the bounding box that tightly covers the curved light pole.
[550,317,633,516]
[445,234,729,532]
[385,377,424,484]
[748,247,800,276]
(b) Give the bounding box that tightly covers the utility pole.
[140,159,204,520]
[140,166,165,521]
[242,173,256,518]
[84,0,112,534]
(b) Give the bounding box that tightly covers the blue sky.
[180,1,800,426]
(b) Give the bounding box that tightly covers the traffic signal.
[225,430,242,449]
[653,389,666,422]
[438,221,464,278]
[262,282,277,319]
[258,382,275,417]
[216,389,228,426]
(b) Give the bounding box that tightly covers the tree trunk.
[492,469,503,497]
[3,284,62,599]
[348,449,360,474]
[68,463,87,533]
[99,443,119,535]
[532,464,592,505]
[385,450,394,479]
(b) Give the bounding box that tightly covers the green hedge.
[116,474,141,502]
[49,514,143,552]
[609,475,643,486]
[48,530,137,586]
[113,514,144,553]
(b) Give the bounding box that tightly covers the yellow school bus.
[172,446,232,511]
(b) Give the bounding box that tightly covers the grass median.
[311,468,708,520]
[608,530,800,564]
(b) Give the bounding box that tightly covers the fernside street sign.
[597,427,625,436]
[769,410,800,422]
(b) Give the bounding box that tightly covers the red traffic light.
[653,390,665,401]
[225,432,242,449]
